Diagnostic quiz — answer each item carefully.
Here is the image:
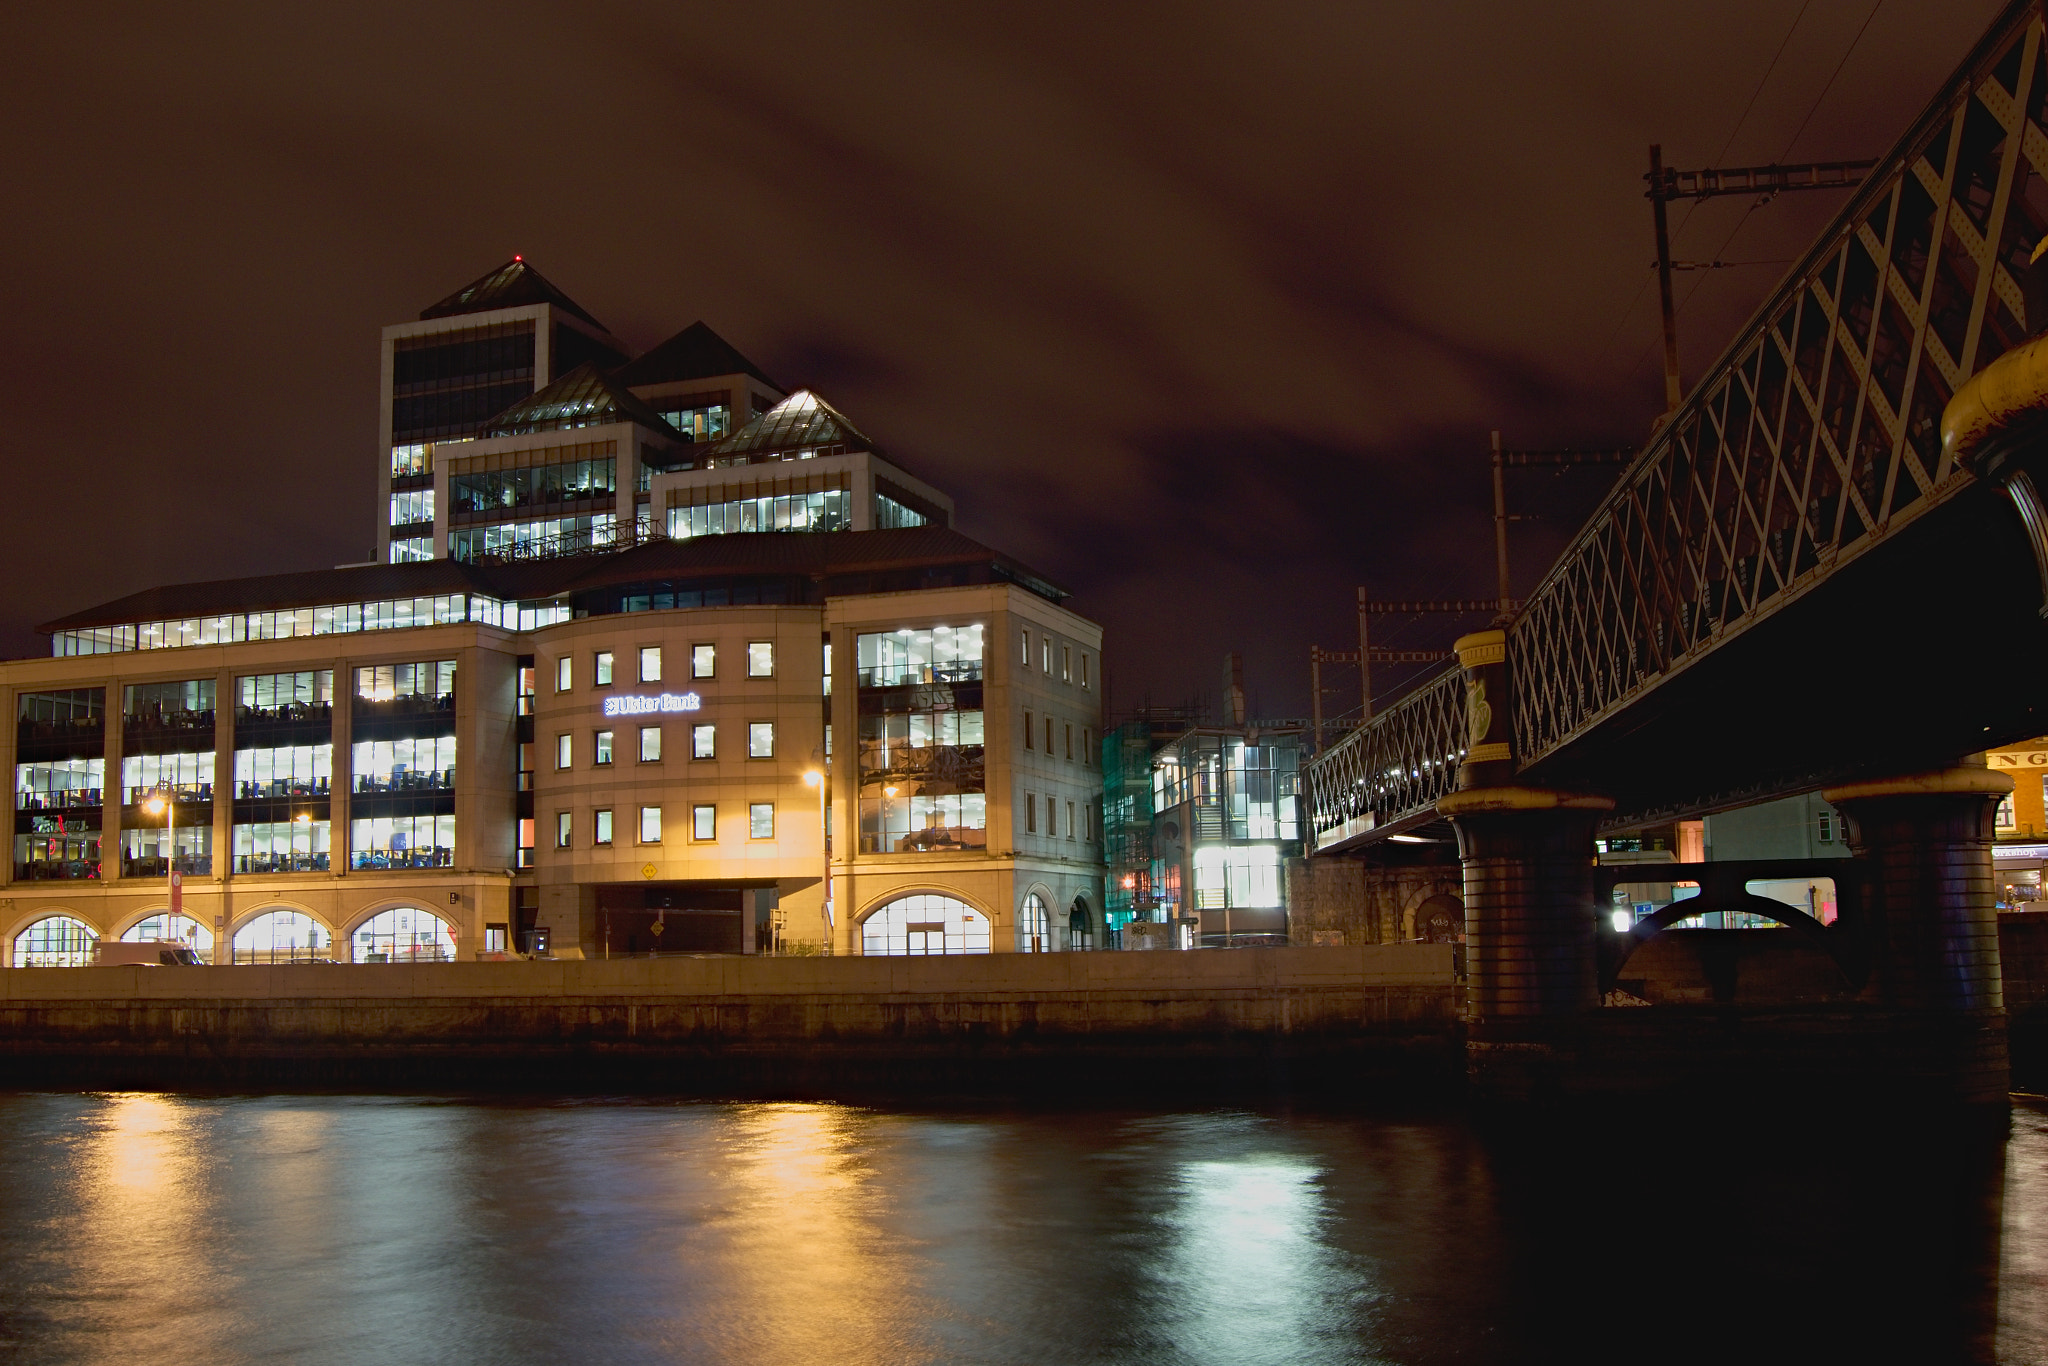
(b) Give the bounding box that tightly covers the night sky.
[0,0,2009,718]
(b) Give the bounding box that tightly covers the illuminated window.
[122,913,212,954]
[1017,894,1050,952]
[556,812,571,847]
[556,734,572,769]
[749,723,775,758]
[1041,637,1051,673]
[640,647,662,683]
[1062,646,1071,682]
[1080,653,1089,688]
[594,731,613,765]
[748,641,774,677]
[12,915,97,967]
[861,894,990,956]
[693,804,715,840]
[750,802,774,839]
[693,724,715,759]
[595,809,613,845]
[348,814,452,869]
[640,806,662,843]
[640,727,661,762]
[350,906,455,963]
[231,909,331,965]
[595,651,613,686]
[692,644,715,678]
[556,657,572,692]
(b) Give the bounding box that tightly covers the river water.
[0,1093,2043,1365]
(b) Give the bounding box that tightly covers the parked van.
[95,941,205,967]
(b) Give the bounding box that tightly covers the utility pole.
[1491,431,1511,613]
[1649,145,1682,413]
[1644,146,1875,411]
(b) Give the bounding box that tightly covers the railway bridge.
[1304,0,2048,1101]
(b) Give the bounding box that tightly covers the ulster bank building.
[2,261,1105,965]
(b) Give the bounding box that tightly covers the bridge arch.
[1603,891,1854,995]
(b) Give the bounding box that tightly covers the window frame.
[556,656,572,692]
[749,802,774,840]
[639,805,662,844]
[594,651,614,686]
[555,812,572,848]
[1066,800,1076,840]
[594,730,614,766]
[747,641,775,678]
[692,804,715,841]
[639,646,662,683]
[639,726,661,762]
[693,723,716,760]
[594,808,614,846]
[748,721,775,759]
[692,643,716,679]
[1024,710,1034,751]
[555,733,572,770]
[1062,645,1072,683]
[1026,793,1037,834]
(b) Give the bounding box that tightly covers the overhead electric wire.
[1596,0,1816,364]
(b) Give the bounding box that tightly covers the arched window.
[351,906,456,963]
[122,913,213,954]
[14,916,97,967]
[1069,896,1094,952]
[232,910,331,964]
[861,894,990,956]
[1017,893,1050,952]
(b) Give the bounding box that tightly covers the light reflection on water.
[0,1095,2042,1365]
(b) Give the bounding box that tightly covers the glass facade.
[449,513,616,563]
[668,490,849,539]
[657,401,729,443]
[389,537,434,564]
[15,689,104,881]
[234,671,332,870]
[14,916,97,967]
[389,488,435,527]
[390,321,535,444]
[123,913,212,953]
[121,824,211,878]
[856,626,986,854]
[874,493,929,529]
[231,909,331,964]
[352,661,456,869]
[448,451,615,516]
[233,820,329,874]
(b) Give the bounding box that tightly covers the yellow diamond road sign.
[642,863,658,879]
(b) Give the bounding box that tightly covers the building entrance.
[594,883,749,955]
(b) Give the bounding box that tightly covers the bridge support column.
[1823,766,2013,1104]
[1441,786,1613,1100]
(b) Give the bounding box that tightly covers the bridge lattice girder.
[1311,0,2048,849]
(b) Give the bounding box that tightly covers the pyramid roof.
[477,363,681,439]
[613,321,780,392]
[708,390,878,459]
[420,257,609,332]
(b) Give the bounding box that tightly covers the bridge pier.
[1441,785,1612,1101]
[1824,767,2014,1104]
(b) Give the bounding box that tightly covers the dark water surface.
[0,1093,2044,1365]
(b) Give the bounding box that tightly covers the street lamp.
[141,782,182,943]
[803,769,828,953]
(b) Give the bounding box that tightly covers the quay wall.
[0,945,1462,1096]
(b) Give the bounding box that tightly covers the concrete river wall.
[0,945,1462,1095]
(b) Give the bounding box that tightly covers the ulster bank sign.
[602,692,702,717]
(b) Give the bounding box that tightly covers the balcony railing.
[121,855,211,878]
[233,853,330,874]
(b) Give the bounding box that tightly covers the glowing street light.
[141,783,182,936]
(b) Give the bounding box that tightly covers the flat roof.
[39,528,1070,633]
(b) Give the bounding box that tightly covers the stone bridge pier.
[1438,630,2015,1104]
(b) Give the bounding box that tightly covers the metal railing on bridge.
[1305,664,1466,845]
[1309,0,2048,849]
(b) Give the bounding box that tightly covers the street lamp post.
[803,769,828,954]
[141,781,181,948]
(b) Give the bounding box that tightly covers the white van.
[95,941,206,967]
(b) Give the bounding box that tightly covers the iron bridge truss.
[1311,0,2048,849]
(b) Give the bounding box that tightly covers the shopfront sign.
[1990,749,2048,768]
[603,692,702,717]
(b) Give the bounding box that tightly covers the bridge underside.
[1522,466,2048,828]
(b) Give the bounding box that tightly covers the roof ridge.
[419,257,611,333]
